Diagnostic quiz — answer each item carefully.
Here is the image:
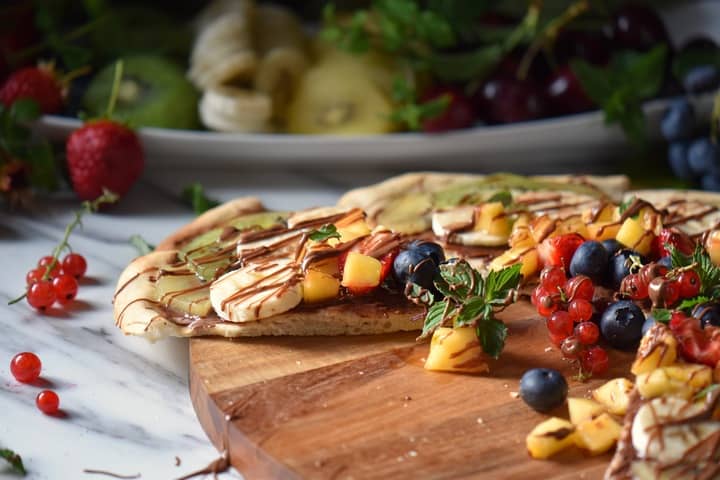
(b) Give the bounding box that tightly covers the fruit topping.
[10,352,41,383]
[575,321,600,345]
[519,368,568,413]
[692,302,720,329]
[538,233,584,271]
[393,240,444,291]
[569,240,609,284]
[579,345,610,376]
[668,312,720,367]
[600,300,645,350]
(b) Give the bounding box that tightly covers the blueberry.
[660,99,694,142]
[701,173,720,192]
[691,302,720,329]
[601,239,623,257]
[600,300,645,350]
[668,141,694,181]
[408,257,438,290]
[406,240,445,267]
[607,249,643,290]
[657,256,672,269]
[393,249,425,286]
[687,138,720,176]
[569,241,608,283]
[683,65,720,93]
[641,315,656,336]
[519,368,568,413]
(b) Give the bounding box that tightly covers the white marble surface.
[0,168,396,480]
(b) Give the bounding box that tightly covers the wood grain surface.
[189,301,635,479]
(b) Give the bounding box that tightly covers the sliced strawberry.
[668,313,720,368]
[653,228,695,259]
[538,233,585,271]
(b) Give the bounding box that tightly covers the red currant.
[560,335,582,358]
[648,277,680,308]
[37,256,61,278]
[547,310,574,337]
[536,293,560,317]
[26,268,45,285]
[575,321,600,345]
[36,390,60,415]
[677,270,701,299]
[549,330,568,347]
[540,266,566,291]
[26,280,56,310]
[580,346,609,376]
[52,274,78,304]
[565,275,594,302]
[568,298,593,322]
[10,352,42,383]
[620,274,649,300]
[61,253,87,279]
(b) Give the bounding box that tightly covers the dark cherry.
[610,4,670,51]
[545,65,594,116]
[421,86,477,133]
[475,73,547,124]
[554,30,611,66]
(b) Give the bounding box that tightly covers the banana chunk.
[199,86,272,133]
[432,207,509,247]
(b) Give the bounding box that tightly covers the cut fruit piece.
[568,397,606,425]
[586,221,621,241]
[631,323,678,376]
[574,413,622,455]
[302,269,340,303]
[335,220,371,244]
[424,327,489,373]
[592,378,634,415]
[477,202,511,237]
[508,223,535,248]
[616,217,654,256]
[635,363,713,400]
[489,246,539,279]
[530,215,559,243]
[155,266,212,316]
[582,204,617,224]
[705,230,720,266]
[526,417,577,459]
[341,252,382,288]
[554,216,589,239]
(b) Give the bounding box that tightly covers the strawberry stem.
[106,60,124,119]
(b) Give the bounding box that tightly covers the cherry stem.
[7,190,119,305]
[105,60,124,119]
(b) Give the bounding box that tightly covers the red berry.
[620,274,649,300]
[575,321,600,345]
[26,280,56,310]
[560,335,582,358]
[52,274,78,304]
[61,253,87,278]
[66,120,144,201]
[10,352,41,383]
[0,66,63,114]
[36,390,60,415]
[540,266,566,291]
[565,275,594,302]
[568,298,593,322]
[580,346,609,376]
[654,228,695,259]
[549,330,568,347]
[26,267,45,285]
[37,256,61,278]
[547,310,574,337]
[421,86,477,133]
[538,233,585,271]
[648,277,680,308]
[536,293,560,318]
[677,270,701,299]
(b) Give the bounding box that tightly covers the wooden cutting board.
[189,300,635,479]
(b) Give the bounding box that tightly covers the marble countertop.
[0,167,397,480]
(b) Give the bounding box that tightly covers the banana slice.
[210,258,303,322]
[432,207,509,247]
[199,86,272,133]
[631,396,720,464]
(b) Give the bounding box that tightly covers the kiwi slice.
[83,55,200,130]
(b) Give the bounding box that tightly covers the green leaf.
[618,195,636,215]
[406,282,435,305]
[439,260,483,299]
[181,183,220,216]
[677,295,710,312]
[487,190,512,207]
[129,234,155,256]
[9,99,40,123]
[668,245,691,269]
[420,301,447,339]
[615,46,667,99]
[428,44,503,82]
[651,308,671,323]
[484,263,522,304]
[308,224,341,242]
[570,59,614,105]
[0,448,26,475]
[455,296,487,327]
[476,317,507,359]
[25,141,58,191]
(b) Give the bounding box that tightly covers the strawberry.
[669,313,720,368]
[653,228,695,259]
[538,233,585,271]
[66,120,144,201]
[0,65,63,114]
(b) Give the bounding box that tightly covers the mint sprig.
[181,183,220,216]
[1,447,26,476]
[389,78,449,131]
[415,260,521,359]
[309,224,341,242]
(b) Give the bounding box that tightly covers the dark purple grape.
[545,65,594,115]
[610,4,670,51]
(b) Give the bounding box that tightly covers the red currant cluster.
[620,262,700,307]
[531,266,609,376]
[9,352,61,415]
[24,253,87,311]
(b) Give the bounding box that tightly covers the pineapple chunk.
[638,206,663,234]
[334,220,371,244]
[586,221,621,241]
[574,413,622,455]
[592,378,634,415]
[424,327,489,373]
[308,257,340,276]
[636,364,713,400]
[302,269,340,303]
[568,397,606,425]
[508,224,535,248]
[616,218,654,256]
[582,204,617,224]
[555,216,590,239]
[631,324,678,376]
[341,252,382,288]
[526,417,577,459]
[705,230,720,267]
[489,247,539,279]
[476,202,511,237]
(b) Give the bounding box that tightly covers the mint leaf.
[389,78,450,131]
[484,263,522,305]
[668,244,691,269]
[487,190,512,207]
[618,195,636,215]
[309,224,341,242]
[9,99,40,123]
[420,301,447,339]
[476,317,507,359]
[0,448,26,475]
[455,296,489,327]
[129,234,155,256]
[651,308,671,323]
[181,183,219,216]
[406,282,435,305]
[677,295,710,312]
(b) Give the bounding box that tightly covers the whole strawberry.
[0,66,63,114]
[66,120,144,201]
